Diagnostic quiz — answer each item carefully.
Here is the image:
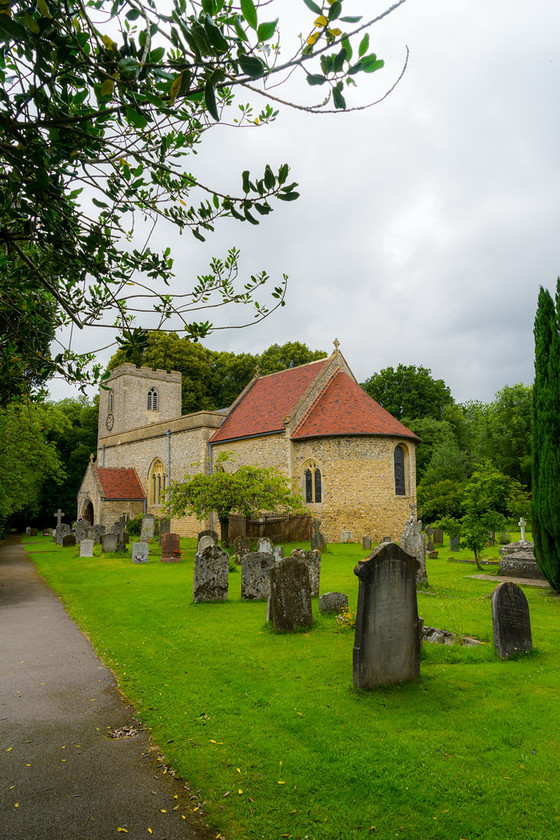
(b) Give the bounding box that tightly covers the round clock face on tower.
[106,413,114,431]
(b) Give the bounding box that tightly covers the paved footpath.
[0,537,214,840]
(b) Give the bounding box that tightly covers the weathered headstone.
[400,518,427,583]
[55,523,72,545]
[433,528,444,545]
[159,517,171,538]
[140,514,155,541]
[233,535,251,558]
[197,534,216,554]
[257,537,273,554]
[341,531,354,543]
[319,592,348,614]
[425,525,434,552]
[62,533,76,548]
[198,529,219,543]
[311,519,327,552]
[75,520,90,542]
[302,548,320,597]
[25,527,31,535]
[273,545,284,562]
[362,536,372,551]
[88,524,106,544]
[193,545,229,602]
[161,532,181,563]
[29,528,38,537]
[80,539,94,558]
[241,552,275,600]
[449,533,460,551]
[492,581,533,659]
[101,532,118,553]
[353,542,420,689]
[268,556,313,632]
[131,541,149,564]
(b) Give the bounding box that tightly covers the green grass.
[22,533,560,840]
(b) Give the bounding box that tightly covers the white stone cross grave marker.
[54,508,65,527]
[518,517,527,542]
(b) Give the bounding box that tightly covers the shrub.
[335,607,356,632]
[127,514,142,537]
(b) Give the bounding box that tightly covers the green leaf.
[342,37,352,62]
[340,15,362,23]
[333,48,347,73]
[149,46,165,63]
[238,54,266,79]
[332,85,346,109]
[124,105,148,128]
[242,170,251,194]
[358,33,369,57]
[201,0,215,13]
[125,8,140,20]
[264,165,275,190]
[257,19,277,42]
[118,56,141,79]
[277,191,300,202]
[306,74,326,86]
[37,0,52,18]
[277,163,289,185]
[328,1,342,21]
[23,13,40,34]
[204,16,228,53]
[92,197,109,208]
[204,79,219,121]
[320,54,333,75]
[361,55,384,73]
[240,0,258,31]
[302,0,322,14]
[233,14,248,42]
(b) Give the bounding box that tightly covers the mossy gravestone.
[353,543,420,689]
[241,552,275,600]
[193,545,229,602]
[269,557,312,632]
[492,581,533,659]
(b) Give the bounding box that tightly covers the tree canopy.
[0,0,406,397]
[167,453,303,544]
[361,364,454,422]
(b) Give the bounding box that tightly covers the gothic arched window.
[147,387,158,411]
[148,459,166,506]
[303,461,322,504]
[394,445,407,496]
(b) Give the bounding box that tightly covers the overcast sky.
[48,0,560,405]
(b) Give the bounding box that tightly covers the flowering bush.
[335,607,356,632]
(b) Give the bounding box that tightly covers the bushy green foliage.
[126,514,143,537]
[361,364,454,421]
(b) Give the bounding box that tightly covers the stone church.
[78,342,419,541]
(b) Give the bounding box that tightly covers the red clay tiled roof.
[210,358,329,443]
[291,371,420,441]
[97,467,146,499]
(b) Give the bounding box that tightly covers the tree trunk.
[219,515,230,547]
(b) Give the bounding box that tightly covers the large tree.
[0,0,406,396]
[168,454,303,544]
[532,282,560,590]
[361,364,454,421]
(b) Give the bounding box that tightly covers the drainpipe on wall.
[208,440,214,533]
[166,429,171,487]
[102,444,106,466]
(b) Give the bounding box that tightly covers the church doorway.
[81,500,94,524]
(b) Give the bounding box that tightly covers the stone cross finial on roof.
[333,338,340,352]
[89,453,94,464]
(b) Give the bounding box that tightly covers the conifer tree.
[532,281,560,590]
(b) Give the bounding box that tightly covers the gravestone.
[425,525,434,552]
[29,528,38,537]
[400,517,427,583]
[198,529,219,543]
[319,592,348,614]
[75,520,90,542]
[131,541,149,564]
[25,527,31,535]
[518,517,527,542]
[341,531,354,543]
[353,542,420,689]
[268,556,313,632]
[55,523,72,545]
[492,581,533,659]
[302,548,321,597]
[311,519,327,552]
[241,552,275,600]
[140,514,155,541]
[80,539,94,558]
[88,524,106,544]
[273,545,284,562]
[159,517,171,538]
[161,532,181,563]
[433,528,444,545]
[257,537,273,554]
[193,545,229,602]
[233,535,251,557]
[198,534,216,554]
[62,533,76,548]
[362,536,372,551]
[53,508,65,528]
[449,533,460,551]
[101,532,118,553]
[498,541,545,580]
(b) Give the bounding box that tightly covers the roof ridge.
[253,355,329,381]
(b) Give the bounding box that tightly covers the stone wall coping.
[107,363,182,382]
[99,409,224,447]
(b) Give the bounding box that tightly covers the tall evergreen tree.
[532,281,560,590]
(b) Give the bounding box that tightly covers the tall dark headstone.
[161,532,181,563]
[492,582,533,659]
[268,557,313,632]
[353,543,420,689]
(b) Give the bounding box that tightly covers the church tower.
[98,364,182,439]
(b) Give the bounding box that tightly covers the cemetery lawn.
[24,534,560,840]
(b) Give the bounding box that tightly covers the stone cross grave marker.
[131,541,149,564]
[193,545,229,602]
[492,581,533,659]
[268,556,313,632]
[80,539,94,558]
[319,592,348,614]
[353,542,420,689]
[161,532,181,563]
[54,508,65,527]
[518,517,527,542]
[140,514,155,541]
[241,552,275,600]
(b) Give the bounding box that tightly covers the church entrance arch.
[81,499,94,524]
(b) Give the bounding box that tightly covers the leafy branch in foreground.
[0,0,407,398]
